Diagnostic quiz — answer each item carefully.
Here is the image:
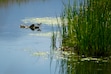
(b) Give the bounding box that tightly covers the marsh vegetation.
[52,0,111,57]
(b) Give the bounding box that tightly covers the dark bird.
[20,23,42,31]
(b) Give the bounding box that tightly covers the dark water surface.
[0,0,111,74]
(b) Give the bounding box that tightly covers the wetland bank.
[0,0,111,74]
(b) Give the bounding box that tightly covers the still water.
[0,0,111,74]
[0,0,61,74]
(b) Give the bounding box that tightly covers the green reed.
[59,0,111,57]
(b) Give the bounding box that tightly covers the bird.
[29,24,40,31]
[20,25,29,28]
[20,23,42,31]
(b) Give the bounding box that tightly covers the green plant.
[60,0,111,57]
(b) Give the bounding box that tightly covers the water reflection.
[22,17,62,26]
[74,61,111,74]
[49,50,111,74]
[0,0,46,8]
[31,48,111,74]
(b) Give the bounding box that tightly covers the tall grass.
[59,0,111,57]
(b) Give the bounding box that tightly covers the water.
[0,0,111,74]
[0,0,61,74]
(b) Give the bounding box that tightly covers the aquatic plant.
[59,0,111,57]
